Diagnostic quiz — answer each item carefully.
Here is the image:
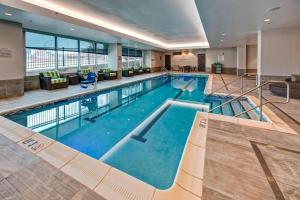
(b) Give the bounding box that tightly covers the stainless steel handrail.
[208,81,290,121]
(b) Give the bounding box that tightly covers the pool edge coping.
[0,111,208,200]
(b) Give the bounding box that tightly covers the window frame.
[24,29,108,72]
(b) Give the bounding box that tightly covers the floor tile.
[62,153,111,189]
[37,142,79,168]
[94,167,155,200]
[181,143,205,179]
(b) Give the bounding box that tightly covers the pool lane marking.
[99,100,170,161]
[131,79,195,143]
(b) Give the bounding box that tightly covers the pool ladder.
[209,74,290,121]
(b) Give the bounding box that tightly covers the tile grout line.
[59,151,81,169]
[175,182,202,199]
[92,166,112,191]
[251,140,300,155]
[250,141,286,200]
[180,167,202,180]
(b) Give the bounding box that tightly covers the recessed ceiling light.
[221,33,226,36]
[267,6,281,12]
[264,18,271,22]
[220,39,224,42]
[4,12,12,16]
[70,28,75,31]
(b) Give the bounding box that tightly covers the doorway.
[197,54,206,72]
[165,55,171,70]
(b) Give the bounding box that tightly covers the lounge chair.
[134,67,144,75]
[102,67,118,80]
[39,70,68,90]
[143,67,151,73]
[78,68,92,82]
[270,74,300,99]
[122,67,134,77]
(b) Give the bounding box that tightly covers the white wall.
[259,27,300,76]
[0,20,24,80]
[172,52,198,66]
[246,45,257,70]
[166,48,237,71]
[205,48,237,69]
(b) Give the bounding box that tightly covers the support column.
[257,31,262,85]
[143,50,152,68]
[236,42,247,76]
[108,43,122,79]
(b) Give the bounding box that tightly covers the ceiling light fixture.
[4,12,12,16]
[21,0,209,49]
[264,18,271,22]
[70,28,75,31]
[267,6,281,12]
[221,33,226,36]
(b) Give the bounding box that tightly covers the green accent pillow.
[102,68,110,73]
[51,78,67,84]
[80,69,91,75]
[43,71,60,79]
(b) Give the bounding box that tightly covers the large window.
[25,32,56,70]
[25,30,108,72]
[57,37,78,69]
[122,47,143,68]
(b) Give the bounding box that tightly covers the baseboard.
[0,78,24,98]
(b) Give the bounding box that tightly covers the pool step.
[205,95,264,121]
[230,100,249,119]
[240,100,259,120]
[221,100,234,116]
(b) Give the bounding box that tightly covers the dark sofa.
[269,75,300,99]
[39,70,69,90]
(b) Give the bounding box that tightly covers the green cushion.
[43,71,60,79]
[110,72,117,76]
[129,71,133,74]
[102,68,110,73]
[79,69,91,75]
[51,78,67,84]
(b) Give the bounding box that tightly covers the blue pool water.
[5,74,261,189]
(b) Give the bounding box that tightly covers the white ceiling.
[1,0,300,50]
[0,0,209,49]
[195,0,300,47]
[0,4,156,50]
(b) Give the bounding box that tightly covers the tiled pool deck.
[0,73,299,200]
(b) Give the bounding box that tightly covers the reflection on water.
[8,76,172,139]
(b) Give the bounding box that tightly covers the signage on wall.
[0,48,12,58]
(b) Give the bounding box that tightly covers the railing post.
[241,76,244,94]
[259,86,263,121]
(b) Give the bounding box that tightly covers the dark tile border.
[250,141,285,200]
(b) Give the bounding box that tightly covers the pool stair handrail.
[208,80,290,121]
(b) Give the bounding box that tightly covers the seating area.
[39,71,69,90]
[270,74,300,99]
